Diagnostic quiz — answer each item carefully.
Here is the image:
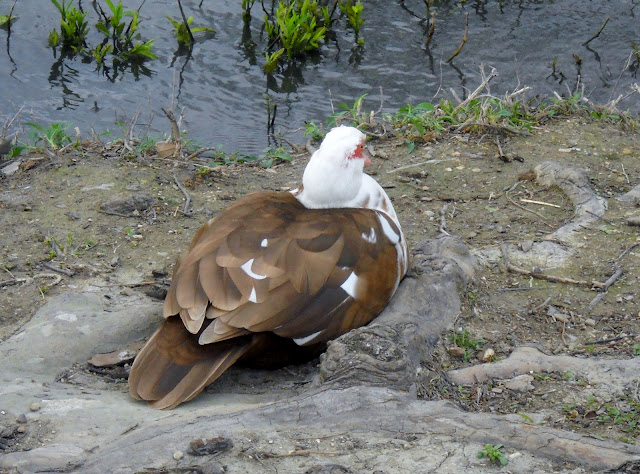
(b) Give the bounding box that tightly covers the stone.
[504,374,535,392]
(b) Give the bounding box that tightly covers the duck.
[128,125,409,409]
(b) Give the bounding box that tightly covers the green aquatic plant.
[0,13,16,29]
[265,0,328,58]
[94,0,156,61]
[166,15,214,46]
[241,0,256,21]
[339,0,364,44]
[50,0,89,52]
[263,48,285,73]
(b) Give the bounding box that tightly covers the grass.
[448,328,487,362]
[477,443,508,466]
[4,79,637,169]
[23,122,73,151]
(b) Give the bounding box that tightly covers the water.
[1,0,638,154]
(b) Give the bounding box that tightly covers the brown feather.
[129,317,255,409]
[129,191,408,409]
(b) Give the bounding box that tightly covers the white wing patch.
[249,287,257,303]
[377,213,400,244]
[340,271,359,299]
[361,227,377,244]
[241,259,267,280]
[260,238,268,248]
[294,330,324,346]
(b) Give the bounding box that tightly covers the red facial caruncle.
[350,143,372,167]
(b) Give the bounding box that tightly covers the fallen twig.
[439,204,450,235]
[531,296,552,314]
[258,449,343,459]
[446,12,469,62]
[582,16,609,46]
[585,209,616,226]
[584,334,634,346]
[92,281,158,288]
[587,244,639,310]
[173,174,191,214]
[505,192,554,227]
[98,209,134,218]
[42,262,75,277]
[501,245,605,288]
[617,243,639,261]
[520,198,561,209]
[387,158,458,174]
[621,163,630,184]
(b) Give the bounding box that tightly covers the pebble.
[584,318,596,327]
[627,216,640,226]
[173,451,183,461]
[29,402,41,412]
[481,348,495,362]
[504,374,534,392]
[520,240,534,252]
[16,413,27,423]
[447,347,466,358]
[1,160,21,177]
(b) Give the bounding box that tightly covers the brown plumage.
[129,126,408,409]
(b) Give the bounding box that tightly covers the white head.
[298,126,371,208]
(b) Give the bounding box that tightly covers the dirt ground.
[1,115,640,459]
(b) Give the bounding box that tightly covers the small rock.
[1,160,21,177]
[120,287,134,296]
[29,402,41,412]
[173,451,183,461]
[17,425,26,433]
[188,436,233,456]
[627,216,640,227]
[447,347,466,358]
[481,348,495,362]
[16,414,27,424]
[156,140,176,158]
[504,374,535,392]
[520,240,534,252]
[584,318,596,327]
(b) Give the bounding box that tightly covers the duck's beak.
[362,148,372,167]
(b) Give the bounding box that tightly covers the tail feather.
[129,317,254,409]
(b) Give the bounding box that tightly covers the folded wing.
[129,192,406,408]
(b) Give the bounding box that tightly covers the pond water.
[1,0,638,154]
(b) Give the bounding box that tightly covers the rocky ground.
[0,115,639,473]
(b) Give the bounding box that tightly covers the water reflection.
[48,53,84,110]
[1,0,639,154]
